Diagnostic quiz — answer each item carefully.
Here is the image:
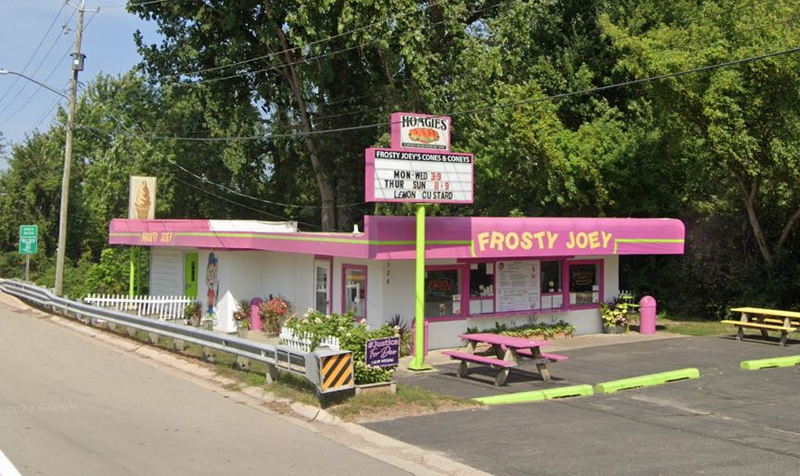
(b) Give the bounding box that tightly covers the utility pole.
[54,1,87,296]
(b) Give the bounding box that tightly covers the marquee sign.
[364,148,474,204]
[366,112,474,204]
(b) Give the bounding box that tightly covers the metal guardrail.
[0,280,354,395]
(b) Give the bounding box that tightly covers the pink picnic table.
[441,333,562,385]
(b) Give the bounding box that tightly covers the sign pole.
[409,204,432,371]
[129,247,137,297]
[24,255,30,282]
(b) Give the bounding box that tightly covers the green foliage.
[468,320,576,339]
[285,310,398,384]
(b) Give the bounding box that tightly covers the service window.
[568,262,601,306]
[425,268,462,318]
[469,262,495,314]
[342,265,367,319]
[540,260,563,309]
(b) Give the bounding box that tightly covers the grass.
[656,316,735,337]
[327,383,479,422]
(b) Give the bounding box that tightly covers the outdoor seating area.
[722,307,800,346]
[441,332,568,385]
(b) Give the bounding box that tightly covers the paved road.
[372,337,800,475]
[0,302,407,475]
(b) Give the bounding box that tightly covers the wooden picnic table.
[441,333,565,385]
[722,307,800,346]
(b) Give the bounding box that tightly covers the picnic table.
[441,333,567,386]
[722,307,800,346]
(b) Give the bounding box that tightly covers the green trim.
[408,205,432,371]
[740,355,800,370]
[109,231,469,248]
[469,240,476,258]
[613,238,685,254]
[596,368,700,394]
[128,247,137,297]
[473,385,594,405]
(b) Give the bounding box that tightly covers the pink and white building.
[109,215,684,349]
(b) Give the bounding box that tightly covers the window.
[314,258,331,314]
[342,265,367,319]
[540,260,563,309]
[425,268,462,318]
[568,262,601,306]
[469,263,494,298]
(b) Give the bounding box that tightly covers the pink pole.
[250,298,263,331]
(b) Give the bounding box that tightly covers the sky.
[0,0,160,149]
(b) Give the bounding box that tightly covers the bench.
[515,348,569,362]
[724,307,800,346]
[441,350,516,386]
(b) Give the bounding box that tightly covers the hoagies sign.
[391,112,450,151]
[367,112,474,204]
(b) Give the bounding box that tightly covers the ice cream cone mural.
[128,176,157,219]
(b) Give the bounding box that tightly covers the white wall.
[150,249,620,340]
[149,248,183,296]
[193,250,315,332]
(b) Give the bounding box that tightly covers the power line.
[171,176,318,228]
[171,2,502,88]
[1,10,97,127]
[0,1,68,108]
[0,8,75,118]
[116,44,800,142]
[166,0,450,80]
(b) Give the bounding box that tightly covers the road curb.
[7,298,485,475]
[740,355,800,370]
[596,368,700,394]
[473,384,594,405]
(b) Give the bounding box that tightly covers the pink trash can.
[639,296,657,335]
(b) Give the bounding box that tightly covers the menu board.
[496,260,540,312]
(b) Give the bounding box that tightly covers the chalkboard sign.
[496,260,540,312]
[365,336,401,367]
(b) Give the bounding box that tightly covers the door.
[184,252,199,298]
[314,259,331,314]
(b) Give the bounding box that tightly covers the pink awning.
[109,216,684,260]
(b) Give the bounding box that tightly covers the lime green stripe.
[109,231,469,247]
[470,240,476,258]
[613,238,685,254]
[740,355,800,370]
[473,385,594,405]
[596,368,700,393]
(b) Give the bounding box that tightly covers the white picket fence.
[84,294,194,321]
[279,327,340,352]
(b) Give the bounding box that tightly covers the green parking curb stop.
[740,355,800,370]
[595,368,700,394]
[473,385,594,405]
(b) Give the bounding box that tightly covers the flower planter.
[603,324,627,334]
[354,381,397,395]
[237,327,249,338]
[201,320,214,331]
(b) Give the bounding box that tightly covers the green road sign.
[19,225,38,255]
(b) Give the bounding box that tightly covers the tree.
[600,0,800,265]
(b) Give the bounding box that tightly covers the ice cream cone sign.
[129,176,157,219]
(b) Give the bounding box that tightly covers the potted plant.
[600,297,633,334]
[233,299,251,337]
[183,301,201,327]
[260,296,291,336]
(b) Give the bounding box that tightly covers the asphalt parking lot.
[368,337,800,475]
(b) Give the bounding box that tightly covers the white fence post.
[83,294,193,321]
